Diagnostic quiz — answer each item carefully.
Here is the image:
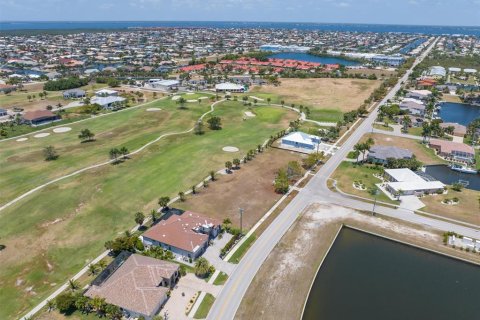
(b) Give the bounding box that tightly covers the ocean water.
[1,21,480,36]
[267,52,361,66]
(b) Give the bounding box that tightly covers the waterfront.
[267,52,361,66]
[424,164,480,191]
[438,101,480,126]
[302,227,480,320]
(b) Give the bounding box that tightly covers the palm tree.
[225,161,233,173]
[209,170,216,181]
[68,279,80,291]
[192,185,196,194]
[150,209,158,223]
[158,196,170,208]
[267,97,271,105]
[91,296,106,315]
[401,115,411,133]
[178,191,186,202]
[88,264,98,276]
[120,146,129,159]
[46,299,55,312]
[353,143,363,163]
[421,123,431,143]
[177,97,187,109]
[134,212,145,226]
[233,158,240,169]
[242,96,248,105]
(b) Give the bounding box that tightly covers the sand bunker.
[34,132,50,138]
[16,137,28,142]
[222,146,239,152]
[53,127,72,133]
[249,96,264,101]
[172,95,181,101]
[146,108,162,112]
[186,92,195,95]
[244,111,256,117]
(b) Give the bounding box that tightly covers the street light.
[239,208,244,234]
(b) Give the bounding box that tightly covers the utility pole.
[372,189,379,216]
[239,208,244,234]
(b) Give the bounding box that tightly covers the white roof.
[91,96,125,106]
[152,79,179,86]
[385,168,444,192]
[408,89,432,96]
[448,67,461,72]
[282,131,318,145]
[215,82,244,90]
[464,68,477,73]
[96,89,118,95]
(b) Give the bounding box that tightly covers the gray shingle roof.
[368,145,413,161]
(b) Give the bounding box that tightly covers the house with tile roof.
[141,211,221,260]
[85,253,179,320]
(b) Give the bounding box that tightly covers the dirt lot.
[174,148,305,230]
[235,203,480,320]
[361,133,443,165]
[346,68,397,78]
[442,94,462,103]
[251,78,381,112]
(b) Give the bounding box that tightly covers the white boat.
[450,164,478,174]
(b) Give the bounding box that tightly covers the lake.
[267,52,361,66]
[302,228,480,320]
[438,102,480,126]
[424,164,480,191]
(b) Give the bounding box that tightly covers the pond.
[267,52,361,66]
[424,164,480,191]
[302,227,480,320]
[438,102,480,126]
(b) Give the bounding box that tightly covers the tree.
[78,128,95,142]
[401,115,412,133]
[303,152,325,169]
[91,296,106,315]
[75,296,91,314]
[421,123,431,143]
[68,279,80,291]
[177,97,187,109]
[55,292,76,313]
[353,143,364,163]
[44,145,58,161]
[267,97,271,105]
[88,263,99,276]
[134,212,145,226]
[158,196,170,208]
[207,116,222,130]
[233,158,241,169]
[178,191,186,201]
[46,299,55,312]
[109,148,120,162]
[286,161,302,179]
[194,120,205,135]
[194,257,214,278]
[120,146,129,159]
[210,170,216,181]
[274,169,289,194]
[192,185,197,194]
[225,161,233,173]
[150,209,158,223]
[242,96,248,105]
[105,304,122,320]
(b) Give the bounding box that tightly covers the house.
[427,66,446,79]
[85,252,179,320]
[95,89,119,97]
[0,84,16,93]
[0,108,8,117]
[91,95,126,110]
[63,88,86,99]
[367,146,413,165]
[281,131,320,150]
[141,211,221,260]
[22,110,60,126]
[384,168,445,196]
[429,139,475,163]
[406,89,432,101]
[399,99,426,116]
[148,79,179,90]
[439,122,467,137]
[215,82,245,93]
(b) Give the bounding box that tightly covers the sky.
[0,0,479,26]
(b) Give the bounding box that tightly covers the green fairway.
[0,99,296,320]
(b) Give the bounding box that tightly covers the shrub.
[55,292,76,313]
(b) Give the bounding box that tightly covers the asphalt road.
[207,37,480,320]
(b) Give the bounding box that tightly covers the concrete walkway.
[399,195,426,211]
[202,233,236,274]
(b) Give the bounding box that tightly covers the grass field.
[0,98,296,320]
[228,235,257,264]
[250,78,381,122]
[213,272,228,286]
[373,123,394,132]
[194,293,215,319]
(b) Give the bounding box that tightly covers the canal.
[267,52,361,66]
[302,227,480,320]
[438,101,480,126]
[424,164,480,191]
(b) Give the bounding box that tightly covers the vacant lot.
[420,188,480,226]
[361,133,444,165]
[175,148,304,230]
[0,99,297,320]
[236,203,480,320]
[346,68,397,78]
[250,78,381,122]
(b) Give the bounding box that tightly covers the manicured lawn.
[476,150,480,170]
[373,123,393,132]
[194,293,215,319]
[213,272,229,285]
[0,100,296,320]
[228,234,257,264]
[407,126,423,136]
[307,108,343,123]
[331,161,399,205]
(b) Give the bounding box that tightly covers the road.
[208,37,479,320]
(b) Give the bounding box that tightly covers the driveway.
[203,233,236,274]
[399,195,426,211]
[163,273,222,320]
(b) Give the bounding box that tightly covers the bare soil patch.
[174,148,305,230]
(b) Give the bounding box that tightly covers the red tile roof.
[23,110,56,121]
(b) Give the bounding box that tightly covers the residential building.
[91,95,126,110]
[406,89,432,101]
[85,252,179,320]
[95,89,119,97]
[141,211,221,260]
[427,66,446,78]
[281,131,321,150]
[429,139,475,162]
[384,168,445,196]
[367,146,413,164]
[148,79,179,90]
[399,99,426,116]
[22,110,60,126]
[439,122,467,137]
[63,88,86,99]
[0,108,8,116]
[215,82,245,93]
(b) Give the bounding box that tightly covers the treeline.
[43,77,89,91]
[222,51,273,62]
